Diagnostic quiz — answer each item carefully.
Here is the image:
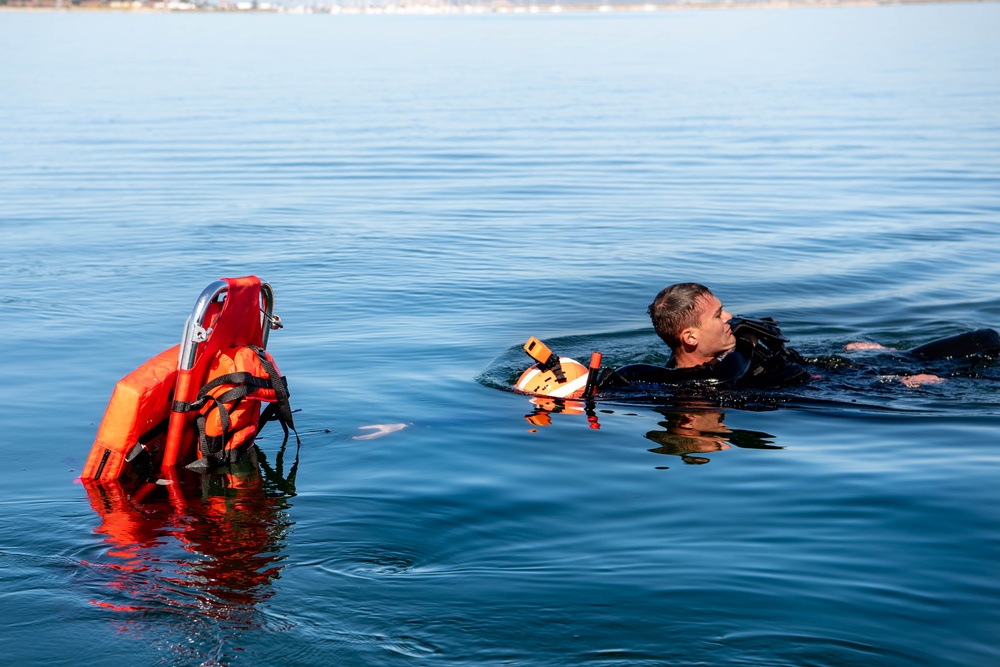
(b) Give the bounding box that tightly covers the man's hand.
[845,341,894,352]
[899,374,945,388]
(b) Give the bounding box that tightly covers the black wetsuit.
[907,328,1000,361]
[599,317,1000,395]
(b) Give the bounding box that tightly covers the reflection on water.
[4,5,1000,665]
[523,396,779,466]
[81,443,298,662]
[524,396,602,430]
[645,406,779,466]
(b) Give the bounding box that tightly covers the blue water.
[2,5,1000,665]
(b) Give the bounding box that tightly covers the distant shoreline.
[2,0,996,15]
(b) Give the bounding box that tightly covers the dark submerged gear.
[908,328,1000,361]
[731,316,812,387]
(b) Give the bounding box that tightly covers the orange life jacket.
[173,345,297,472]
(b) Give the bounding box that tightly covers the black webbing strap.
[250,346,300,446]
[173,372,272,413]
[190,345,299,467]
[249,346,297,434]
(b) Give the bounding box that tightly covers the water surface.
[2,5,1000,666]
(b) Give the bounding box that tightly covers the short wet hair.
[648,283,714,349]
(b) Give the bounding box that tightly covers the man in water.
[648,283,738,370]
[641,282,814,388]
[603,282,998,391]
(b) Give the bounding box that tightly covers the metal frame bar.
[176,279,275,371]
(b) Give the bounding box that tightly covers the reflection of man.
[645,408,778,465]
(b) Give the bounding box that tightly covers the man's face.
[692,293,735,357]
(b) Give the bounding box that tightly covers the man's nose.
[722,310,732,322]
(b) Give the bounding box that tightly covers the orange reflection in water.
[523,396,779,467]
[645,406,780,465]
[82,444,298,634]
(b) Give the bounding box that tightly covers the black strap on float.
[176,345,299,468]
[171,373,270,414]
[523,336,567,383]
[252,346,300,448]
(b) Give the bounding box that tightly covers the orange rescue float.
[82,276,295,482]
[514,336,602,400]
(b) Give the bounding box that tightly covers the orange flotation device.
[514,336,602,400]
[515,357,589,398]
[514,338,603,430]
[177,344,295,472]
[82,276,296,482]
[81,345,180,482]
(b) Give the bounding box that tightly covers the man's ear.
[679,327,698,348]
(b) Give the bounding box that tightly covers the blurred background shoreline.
[4,0,994,16]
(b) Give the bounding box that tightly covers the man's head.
[648,283,735,365]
